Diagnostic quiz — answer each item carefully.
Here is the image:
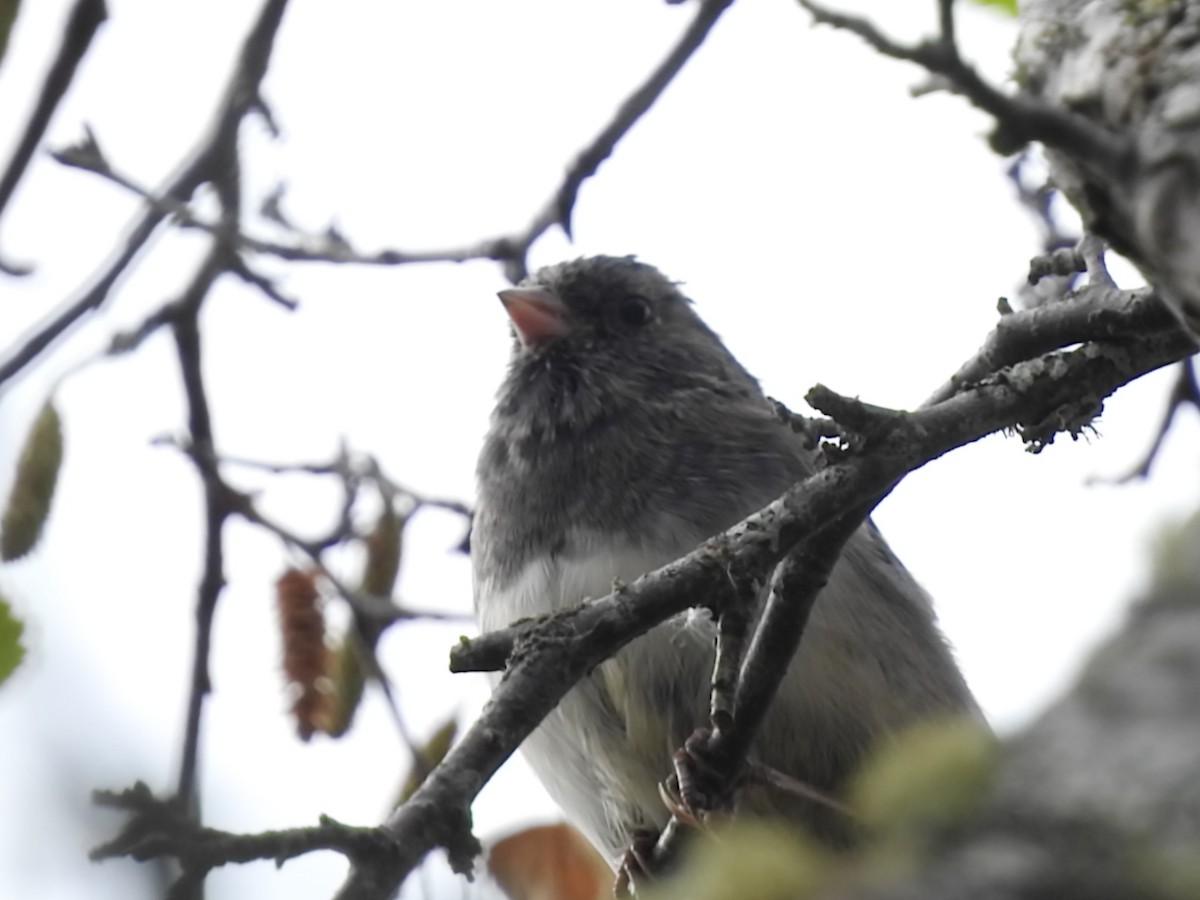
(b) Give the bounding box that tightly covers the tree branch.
[498,0,737,280]
[0,0,107,274]
[29,0,737,288]
[169,245,234,812]
[650,506,874,874]
[92,783,387,875]
[797,0,1131,170]
[923,284,1180,406]
[0,0,290,392]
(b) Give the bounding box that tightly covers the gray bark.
[805,515,1200,900]
[1015,0,1200,332]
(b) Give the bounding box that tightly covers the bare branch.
[922,283,1179,407]
[1095,359,1200,483]
[936,0,956,48]
[0,0,291,392]
[651,508,870,873]
[1007,152,1079,257]
[30,0,738,287]
[0,0,108,272]
[798,0,1131,171]
[92,783,386,876]
[708,604,751,734]
[498,0,737,281]
[170,246,235,812]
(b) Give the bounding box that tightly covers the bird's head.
[495,256,755,416]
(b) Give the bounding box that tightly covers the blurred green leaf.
[0,0,21,65]
[320,633,367,738]
[0,594,25,686]
[967,0,1017,14]
[394,717,458,807]
[1,399,64,561]
[360,502,403,599]
[852,717,996,835]
[652,821,830,900]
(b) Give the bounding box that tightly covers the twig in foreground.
[0,0,108,273]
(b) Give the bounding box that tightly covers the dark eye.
[618,296,652,327]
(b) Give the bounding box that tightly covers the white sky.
[1,2,1198,899]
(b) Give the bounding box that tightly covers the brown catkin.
[275,568,332,741]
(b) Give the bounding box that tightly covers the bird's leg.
[663,731,856,823]
[613,829,659,898]
[660,728,739,824]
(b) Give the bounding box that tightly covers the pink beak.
[497,287,571,346]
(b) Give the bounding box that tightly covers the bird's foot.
[660,728,737,825]
[613,829,659,898]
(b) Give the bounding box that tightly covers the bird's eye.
[618,296,652,327]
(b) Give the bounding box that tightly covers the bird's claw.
[661,728,734,824]
[613,829,659,898]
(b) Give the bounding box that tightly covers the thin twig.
[650,506,871,873]
[1007,152,1078,256]
[936,0,956,48]
[0,0,291,393]
[922,285,1177,407]
[30,0,738,287]
[91,782,387,870]
[171,246,235,811]
[156,0,295,816]
[495,0,737,281]
[709,606,750,734]
[798,0,1131,172]
[0,0,108,270]
[1096,359,1200,483]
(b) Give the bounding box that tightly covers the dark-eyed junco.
[472,256,980,862]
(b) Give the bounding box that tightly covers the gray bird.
[472,255,980,863]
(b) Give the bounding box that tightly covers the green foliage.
[968,0,1017,15]
[1,400,64,561]
[394,718,459,806]
[851,717,997,836]
[0,594,24,686]
[1149,508,1200,595]
[651,821,831,900]
[0,0,21,65]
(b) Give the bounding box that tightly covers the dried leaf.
[1,400,64,561]
[488,822,610,900]
[360,502,403,599]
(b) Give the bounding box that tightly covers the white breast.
[474,534,709,860]
[475,534,689,633]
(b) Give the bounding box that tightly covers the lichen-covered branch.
[801,0,1200,336]
[1015,0,1200,334]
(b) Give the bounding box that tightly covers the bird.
[471,255,981,864]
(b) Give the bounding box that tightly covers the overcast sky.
[1,2,1198,899]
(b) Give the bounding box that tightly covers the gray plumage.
[472,256,980,862]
